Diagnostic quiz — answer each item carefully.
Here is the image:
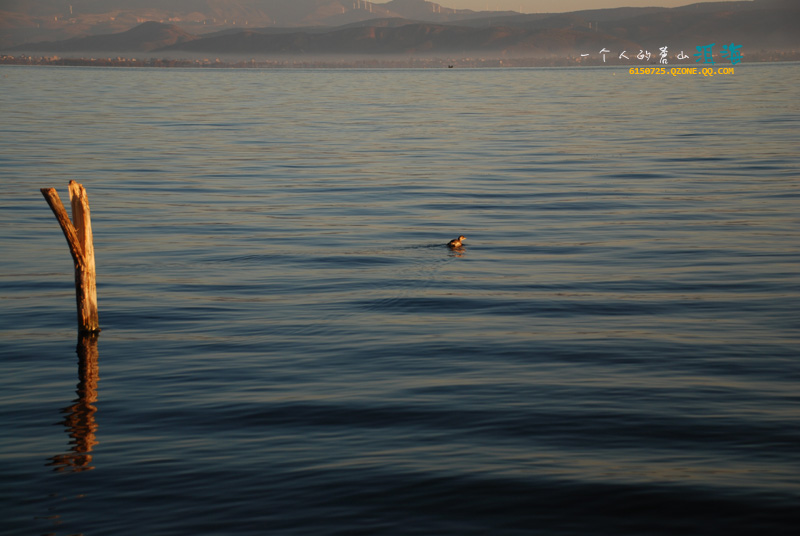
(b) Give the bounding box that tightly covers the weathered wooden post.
[40,181,100,333]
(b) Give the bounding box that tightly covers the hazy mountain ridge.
[148,22,640,56]
[4,0,798,58]
[0,0,512,48]
[7,21,199,53]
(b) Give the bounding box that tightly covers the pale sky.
[419,1,728,13]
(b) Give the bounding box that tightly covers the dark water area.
[1,64,799,535]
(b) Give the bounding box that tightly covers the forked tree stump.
[41,181,100,333]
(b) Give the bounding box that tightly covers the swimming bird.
[447,235,466,248]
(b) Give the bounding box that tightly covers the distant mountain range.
[1,0,511,48]
[6,21,199,54]
[3,0,798,58]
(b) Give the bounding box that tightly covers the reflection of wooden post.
[40,181,100,333]
[48,332,100,472]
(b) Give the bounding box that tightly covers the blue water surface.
[1,63,799,535]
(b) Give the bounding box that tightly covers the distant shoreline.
[3,51,799,69]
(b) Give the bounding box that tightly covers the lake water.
[1,63,799,535]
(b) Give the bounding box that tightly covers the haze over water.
[1,63,799,535]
